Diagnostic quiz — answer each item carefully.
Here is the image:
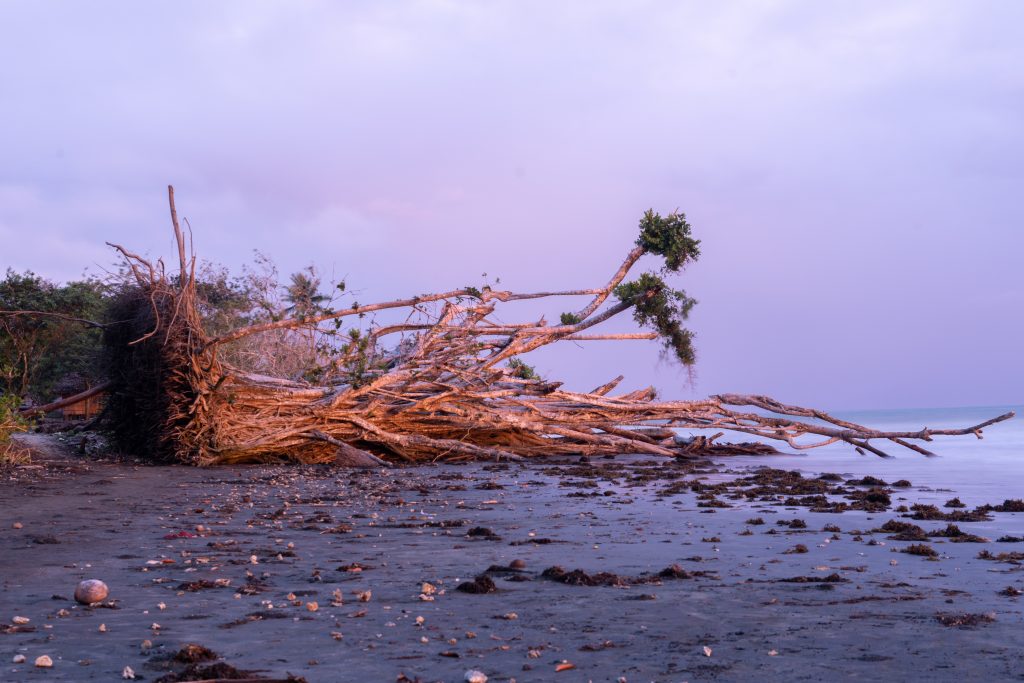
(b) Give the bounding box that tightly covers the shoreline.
[2,438,1023,681]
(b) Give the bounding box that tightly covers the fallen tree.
[61,188,1020,464]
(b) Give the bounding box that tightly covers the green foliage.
[507,357,540,380]
[635,209,701,272]
[614,272,697,366]
[464,286,482,299]
[0,393,32,465]
[559,312,581,325]
[0,270,108,401]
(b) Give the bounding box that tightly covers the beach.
[2,409,1023,682]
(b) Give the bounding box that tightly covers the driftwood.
[93,187,1012,465]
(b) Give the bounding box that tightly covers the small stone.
[306,601,319,612]
[421,582,437,595]
[510,559,527,569]
[12,521,22,529]
[465,670,488,683]
[12,616,30,624]
[74,579,109,605]
[34,655,53,668]
[99,623,107,632]
[12,654,26,663]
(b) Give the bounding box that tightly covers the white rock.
[34,655,53,668]
[12,654,26,664]
[465,670,488,683]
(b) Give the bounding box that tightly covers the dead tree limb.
[97,188,1014,465]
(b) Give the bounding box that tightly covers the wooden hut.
[52,373,106,420]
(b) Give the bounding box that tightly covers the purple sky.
[2,2,1021,410]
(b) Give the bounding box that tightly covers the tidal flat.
[2,441,1023,682]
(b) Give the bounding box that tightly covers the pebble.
[74,579,109,605]
[12,654,26,664]
[34,655,53,668]
[465,670,488,683]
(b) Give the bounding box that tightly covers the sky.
[1,1,1022,410]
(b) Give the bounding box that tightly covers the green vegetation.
[635,209,701,272]
[507,357,540,380]
[559,312,581,325]
[615,273,697,365]
[0,393,32,465]
[0,270,107,401]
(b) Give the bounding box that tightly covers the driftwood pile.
[84,187,1014,465]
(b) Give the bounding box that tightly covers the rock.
[465,670,488,683]
[12,654,26,663]
[34,655,53,668]
[510,559,527,569]
[75,579,109,604]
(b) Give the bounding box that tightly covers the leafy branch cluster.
[506,357,540,380]
[607,210,702,365]
[635,209,701,272]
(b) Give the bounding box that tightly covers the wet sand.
[2,438,1023,682]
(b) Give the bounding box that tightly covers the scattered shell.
[122,665,136,679]
[99,623,107,633]
[768,649,778,656]
[421,582,437,595]
[306,601,319,612]
[356,590,372,602]
[555,662,576,672]
[74,579,109,605]
[12,521,23,529]
[34,655,53,668]
[703,646,713,657]
[12,616,30,624]
[465,670,488,683]
[12,654,26,664]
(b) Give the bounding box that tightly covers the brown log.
[21,382,112,417]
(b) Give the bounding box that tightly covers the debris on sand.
[779,573,849,584]
[542,566,629,587]
[934,612,996,628]
[908,504,991,522]
[929,524,987,543]
[152,644,307,682]
[900,543,938,558]
[456,575,498,594]
[977,550,1024,564]
[466,527,501,541]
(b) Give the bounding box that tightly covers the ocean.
[707,404,1024,530]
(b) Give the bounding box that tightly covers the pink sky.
[2,1,1021,409]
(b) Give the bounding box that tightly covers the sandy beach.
[2,436,1023,682]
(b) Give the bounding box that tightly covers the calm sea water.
[706,405,1023,509]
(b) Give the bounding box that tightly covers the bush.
[0,394,31,465]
